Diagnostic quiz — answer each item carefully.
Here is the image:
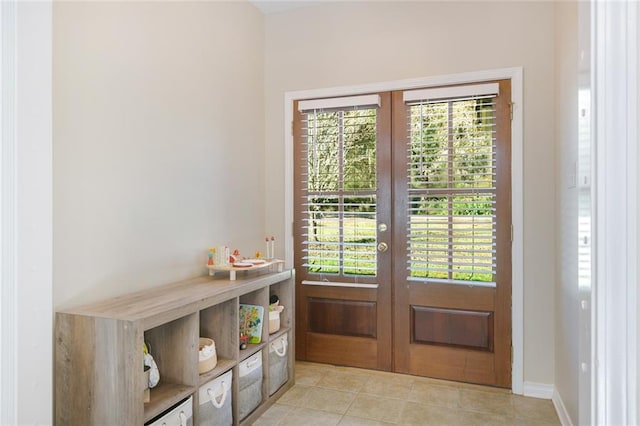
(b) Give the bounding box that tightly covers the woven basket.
[198,337,218,374]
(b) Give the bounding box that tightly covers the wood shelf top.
[268,326,291,342]
[58,269,293,330]
[239,342,266,361]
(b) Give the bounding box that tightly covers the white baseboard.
[522,383,572,426]
[552,388,573,426]
[522,381,554,399]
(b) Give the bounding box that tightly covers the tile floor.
[254,361,560,425]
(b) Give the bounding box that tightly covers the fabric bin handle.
[207,381,228,409]
[271,337,288,357]
[161,410,187,426]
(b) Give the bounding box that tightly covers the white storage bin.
[146,396,193,426]
[268,334,289,396]
[198,370,232,426]
[238,351,263,420]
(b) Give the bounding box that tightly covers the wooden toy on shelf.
[207,258,284,281]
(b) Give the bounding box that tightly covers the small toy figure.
[207,248,215,265]
[239,333,248,350]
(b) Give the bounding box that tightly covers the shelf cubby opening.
[199,296,238,384]
[143,312,198,422]
[269,280,293,333]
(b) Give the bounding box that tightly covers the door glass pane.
[302,107,377,278]
[343,110,377,190]
[406,98,496,285]
[307,112,339,192]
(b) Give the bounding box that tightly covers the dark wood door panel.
[305,332,378,369]
[411,306,494,351]
[308,298,377,338]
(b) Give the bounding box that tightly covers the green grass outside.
[305,217,494,282]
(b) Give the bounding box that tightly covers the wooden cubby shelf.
[269,326,291,340]
[198,358,237,386]
[145,383,196,422]
[239,342,266,361]
[55,268,295,425]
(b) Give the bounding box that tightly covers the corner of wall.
[523,382,573,425]
[553,388,574,426]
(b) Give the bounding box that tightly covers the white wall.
[53,2,265,309]
[553,1,579,423]
[264,1,556,386]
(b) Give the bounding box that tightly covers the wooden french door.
[392,81,512,387]
[293,92,393,370]
[294,80,512,387]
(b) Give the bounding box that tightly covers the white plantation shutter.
[404,84,499,286]
[298,96,379,278]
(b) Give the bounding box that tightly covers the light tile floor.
[254,361,560,425]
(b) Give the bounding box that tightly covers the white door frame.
[283,67,525,393]
[0,1,18,423]
[0,1,18,424]
[593,0,639,424]
[1,2,53,424]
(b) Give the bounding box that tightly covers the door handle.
[377,242,388,252]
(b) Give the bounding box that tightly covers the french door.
[293,93,393,370]
[294,81,512,387]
